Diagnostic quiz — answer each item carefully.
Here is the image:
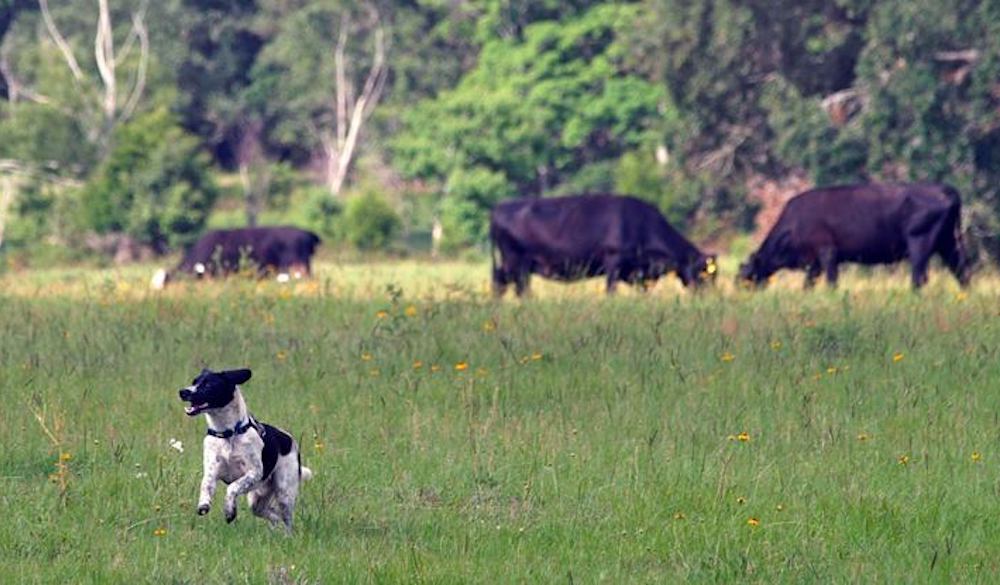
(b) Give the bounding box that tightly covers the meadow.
[2,259,1000,583]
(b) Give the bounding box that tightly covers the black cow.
[489,194,717,296]
[152,226,321,288]
[738,183,971,289]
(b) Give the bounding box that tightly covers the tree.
[31,0,149,153]
[81,108,217,251]
[393,3,667,248]
[247,1,387,197]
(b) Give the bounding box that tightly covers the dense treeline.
[1,0,998,264]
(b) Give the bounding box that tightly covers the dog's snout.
[179,388,192,400]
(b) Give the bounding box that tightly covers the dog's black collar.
[206,417,254,439]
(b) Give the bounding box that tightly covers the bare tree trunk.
[36,0,149,148]
[236,120,267,227]
[324,5,387,198]
[0,161,25,250]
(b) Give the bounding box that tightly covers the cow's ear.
[706,254,718,272]
[223,369,252,385]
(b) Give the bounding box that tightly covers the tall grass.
[1,261,998,582]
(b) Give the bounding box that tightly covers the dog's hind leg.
[249,489,285,527]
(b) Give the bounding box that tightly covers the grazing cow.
[489,194,717,296]
[152,226,321,288]
[738,183,971,289]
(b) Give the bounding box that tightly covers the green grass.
[2,261,999,582]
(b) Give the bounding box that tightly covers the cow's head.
[680,253,718,288]
[737,253,770,288]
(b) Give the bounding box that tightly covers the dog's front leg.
[223,454,263,523]
[197,441,222,515]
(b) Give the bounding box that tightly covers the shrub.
[614,151,701,227]
[440,167,513,252]
[343,191,400,251]
[80,108,217,252]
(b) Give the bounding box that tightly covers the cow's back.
[491,195,675,260]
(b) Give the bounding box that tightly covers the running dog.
[178,368,311,532]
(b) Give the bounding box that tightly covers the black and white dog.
[178,368,311,532]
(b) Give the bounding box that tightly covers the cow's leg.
[936,229,971,288]
[908,251,931,289]
[513,269,531,297]
[604,254,622,295]
[803,262,821,289]
[818,248,839,288]
[492,264,509,298]
[906,235,939,290]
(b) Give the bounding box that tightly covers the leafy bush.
[343,191,400,251]
[80,108,217,251]
[300,186,344,242]
[614,151,702,227]
[439,167,514,252]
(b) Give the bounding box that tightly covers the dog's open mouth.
[184,403,210,416]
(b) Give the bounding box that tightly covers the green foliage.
[762,80,868,186]
[394,3,667,246]
[80,109,217,250]
[0,103,95,173]
[343,191,400,251]
[5,0,1000,262]
[439,167,513,251]
[300,185,344,242]
[614,151,702,227]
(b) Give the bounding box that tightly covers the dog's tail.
[298,451,313,481]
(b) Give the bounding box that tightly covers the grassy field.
[2,259,1000,583]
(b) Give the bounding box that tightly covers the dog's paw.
[224,505,237,523]
[197,504,211,516]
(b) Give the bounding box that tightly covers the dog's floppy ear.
[222,368,252,385]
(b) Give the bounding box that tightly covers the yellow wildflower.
[482,319,496,333]
[404,305,418,317]
[720,352,735,362]
[530,352,543,361]
[972,451,983,463]
[673,512,686,520]
[361,352,373,362]
[430,364,441,373]
[413,360,424,370]
[775,504,784,512]
[747,517,760,527]
[59,452,72,462]
[153,528,166,537]
[454,361,469,372]
[857,432,870,441]
[737,431,750,442]
[770,340,782,350]
[892,352,904,363]
[898,454,910,466]
[376,310,389,320]
[275,350,287,362]
[736,496,747,505]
